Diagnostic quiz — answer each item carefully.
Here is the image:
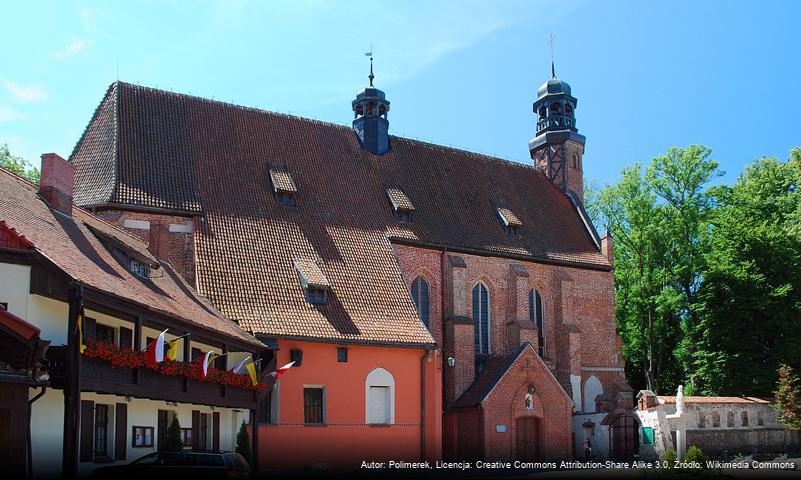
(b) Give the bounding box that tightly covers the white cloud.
[0,106,26,122]
[3,81,48,103]
[52,38,91,60]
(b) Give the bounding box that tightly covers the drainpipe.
[28,386,47,479]
[420,349,428,461]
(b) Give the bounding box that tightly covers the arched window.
[365,368,395,425]
[472,283,490,355]
[572,152,579,169]
[529,289,545,356]
[741,410,748,427]
[583,375,603,413]
[410,276,430,328]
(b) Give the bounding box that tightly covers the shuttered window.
[472,283,490,355]
[410,276,430,328]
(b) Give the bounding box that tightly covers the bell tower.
[352,55,391,155]
[529,62,586,202]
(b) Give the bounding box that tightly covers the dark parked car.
[91,450,252,479]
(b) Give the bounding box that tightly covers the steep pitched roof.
[68,82,610,346]
[0,169,261,349]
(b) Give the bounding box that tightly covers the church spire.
[352,50,391,155]
[529,52,587,202]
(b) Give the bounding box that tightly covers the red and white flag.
[269,361,295,378]
[200,351,217,378]
[146,329,169,365]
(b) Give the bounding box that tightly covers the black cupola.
[352,56,390,155]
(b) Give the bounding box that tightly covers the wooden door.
[515,417,539,460]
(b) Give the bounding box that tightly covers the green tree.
[0,143,40,183]
[235,421,252,467]
[693,149,801,395]
[165,416,183,451]
[591,145,720,394]
[775,364,801,431]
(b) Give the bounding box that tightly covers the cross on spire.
[549,33,556,78]
[365,45,374,86]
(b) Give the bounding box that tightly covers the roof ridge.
[112,81,537,172]
[0,165,38,190]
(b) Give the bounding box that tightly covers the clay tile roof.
[496,207,522,227]
[294,259,330,288]
[454,344,529,407]
[67,81,612,347]
[0,169,261,349]
[657,396,772,404]
[386,187,415,212]
[269,168,298,193]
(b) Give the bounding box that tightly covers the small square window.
[276,191,296,206]
[306,287,328,304]
[505,225,520,236]
[393,210,412,223]
[132,426,154,448]
[337,347,348,363]
[130,259,150,278]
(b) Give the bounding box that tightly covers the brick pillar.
[39,153,74,216]
[506,263,539,352]
[444,255,474,407]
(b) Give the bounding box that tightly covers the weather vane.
[548,33,556,77]
[365,44,374,86]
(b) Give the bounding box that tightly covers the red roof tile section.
[68,82,610,346]
[0,169,260,348]
[269,168,298,193]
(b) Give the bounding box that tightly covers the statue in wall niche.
[525,393,533,410]
[676,385,685,415]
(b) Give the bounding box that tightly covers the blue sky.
[2,0,800,187]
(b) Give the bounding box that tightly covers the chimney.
[601,229,614,267]
[39,153,74,216]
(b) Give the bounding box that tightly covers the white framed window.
[365,368,395,425]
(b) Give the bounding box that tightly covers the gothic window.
[472,283,490,355]
[572,153,579,169]
[529,289,545,356]
[410,276,430,328]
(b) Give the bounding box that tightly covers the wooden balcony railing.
[48,345,258,409]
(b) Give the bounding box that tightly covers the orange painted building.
[259,340,441,468]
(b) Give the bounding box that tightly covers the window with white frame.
[365,368,395,425]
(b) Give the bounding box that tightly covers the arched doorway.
[515,417,540,461]
[609,415,639,460]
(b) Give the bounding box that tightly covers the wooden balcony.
[48,345,259,409]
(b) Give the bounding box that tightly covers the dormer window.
[130,259,151,278]
[386,187,415,223]
[294,259,331,305]
[269,168,298,206]
[497,207,522,236]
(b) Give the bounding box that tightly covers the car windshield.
[132,453,159,465]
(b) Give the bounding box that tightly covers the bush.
[662,449,677,468]
[235,421,252,467]
[684,445,709,467]
[165,416,183,451]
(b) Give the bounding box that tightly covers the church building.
[64,60,634,467]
